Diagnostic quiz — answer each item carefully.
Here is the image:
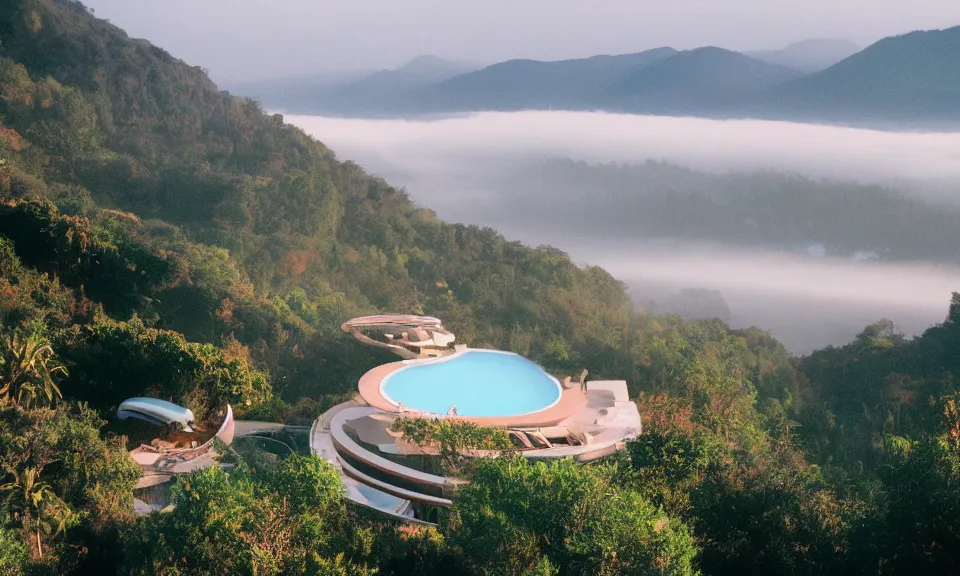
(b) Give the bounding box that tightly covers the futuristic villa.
[119,398,236,513]
[312,314,642,524]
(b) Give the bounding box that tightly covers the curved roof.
[118,398,196,430]
[341,314,444,330]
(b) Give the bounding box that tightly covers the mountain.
[382,54,480,84]
[750,26,960,124]
[313,54,480,114]
[338,54,480,98]
[601,47,802,114]
[744,38,861,73]
[236,28,960,126]
[223,69,374,102]
[403,47,678,113]
[235,55,479,115]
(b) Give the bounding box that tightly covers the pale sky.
[81,0,959,82]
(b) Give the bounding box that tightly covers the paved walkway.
[233,420,309,436]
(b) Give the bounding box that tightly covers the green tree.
[0,526,27,576]
[0,467,74,559]
[123,458,374,576]
[0,334,67,408]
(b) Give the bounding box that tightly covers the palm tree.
[0,334,67,409]
[0,467,73,559]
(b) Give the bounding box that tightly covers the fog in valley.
[286,111,960,354]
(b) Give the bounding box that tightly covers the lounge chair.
[526,430,553,449]
[508,430,535,449]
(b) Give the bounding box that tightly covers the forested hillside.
[1,1,960,574]
[0,0,644,407]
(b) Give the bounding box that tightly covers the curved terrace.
[341,314,456,359]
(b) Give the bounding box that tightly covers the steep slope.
[603,47,802,114]
[750,26,960,123]
[745,38,861,73]
[400,47,679,113]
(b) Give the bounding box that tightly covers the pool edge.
[357,349,585,428]
[379,348,564,417]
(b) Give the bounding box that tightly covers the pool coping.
[358,351,587,428]
[379,348,564,418]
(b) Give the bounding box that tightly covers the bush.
[444,456,698,576]
[59,316,271,419]
[390,417,513,470]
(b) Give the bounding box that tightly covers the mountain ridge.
[241,28,960,126]
[603,47,803,114]
[404,47,679,113]
[747,25,960,122]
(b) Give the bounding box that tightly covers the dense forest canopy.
[0,1,959,574]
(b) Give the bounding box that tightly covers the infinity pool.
[380,349,562,417]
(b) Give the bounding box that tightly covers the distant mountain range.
[407,48,678,112]
[227,55,479,114]
[604,47,802,115]
[744,38,861,73]
[749,28,960,124]
[235,28,960,126]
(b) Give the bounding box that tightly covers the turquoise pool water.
[381,350,561,417]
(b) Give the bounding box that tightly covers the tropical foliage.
[390,416,513,469]
[0,333,67,408]
[445,456,698,576]
[0,1,958,574]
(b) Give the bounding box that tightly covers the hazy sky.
[81,0,959,82]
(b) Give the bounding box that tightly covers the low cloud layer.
[286,111,960,353]
[287,111,960,186]
[494,234,960,353]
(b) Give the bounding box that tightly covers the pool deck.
[357,357,587,428]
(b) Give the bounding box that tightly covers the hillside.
[601,47,802,114]
[745,38,861,73]
[0,0,640,407]
[750,26,960,123]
